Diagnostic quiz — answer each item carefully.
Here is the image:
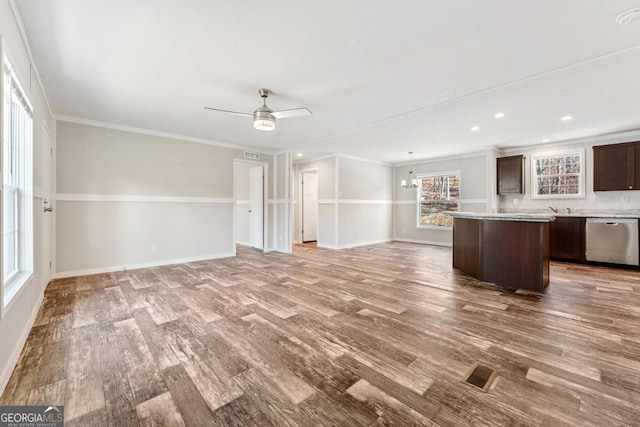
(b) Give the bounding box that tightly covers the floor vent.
[464,363,497,391]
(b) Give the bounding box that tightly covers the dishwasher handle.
[586,217,638,225]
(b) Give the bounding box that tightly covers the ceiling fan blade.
[272,108,312,119]
[203,107,252,118]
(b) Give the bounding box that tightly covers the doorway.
[234,160,268,251]
[301,170,318,243]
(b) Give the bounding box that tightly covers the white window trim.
[416,169,461,230]
[3,273,33,316]
[530,148,585,199]
[1,45,34,318]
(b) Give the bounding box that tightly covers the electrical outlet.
[513,198,518,204]
[402,228,406,234]
[621,195,629,203]
[151,245,157,253]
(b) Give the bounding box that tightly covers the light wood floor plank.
[136,392,186,427]
[64,324,106,422]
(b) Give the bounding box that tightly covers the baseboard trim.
[0,288,45,396]
[270,247,293,254]
[393,238,452,247]
[336,238,393,249]
[317,239,392,250]
[53,252,236,279]
[317,243,338,249]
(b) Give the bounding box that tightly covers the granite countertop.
[449,212,555,222]
[500,210,640,219]
[549,212,640,219]
[451,211,640,222]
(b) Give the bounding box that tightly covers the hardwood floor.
[2,242,640,425]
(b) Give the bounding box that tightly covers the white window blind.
[2,56,33,312]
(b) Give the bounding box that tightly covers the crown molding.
[55,115,276,154]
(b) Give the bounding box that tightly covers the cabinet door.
[497,155,524,194]
[593,143,635,191]
[550,217,585,262]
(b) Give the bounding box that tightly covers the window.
[2,55,33,314]
[531,150,584,199]
[417,172,460,228]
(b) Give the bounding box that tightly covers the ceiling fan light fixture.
[204,88,310,132]
[253,110,276,131]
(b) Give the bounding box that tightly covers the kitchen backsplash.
[500,190,640,214]
[497,130,640,215]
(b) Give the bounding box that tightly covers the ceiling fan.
[204,88,312,132]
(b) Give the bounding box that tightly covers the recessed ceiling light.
[616,7,640,25]
[542,139,550,143]
[471,126,480,132]
[561,115,573,121]
[494,112,504,119]
[297,153,303,157]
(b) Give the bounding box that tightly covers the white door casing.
[249,165,264,249]
[302,171,318,242]
[42,124,53,281]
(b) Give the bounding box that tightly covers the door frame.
[298,167,319,244]
[42,122,54,284]
[248,164,265,250]
[233,159,270,253]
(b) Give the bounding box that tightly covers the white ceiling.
[14,0,640,164]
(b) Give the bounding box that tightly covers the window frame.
[1,46,34,318]
[415,169,461,230]
[530,149,585,199]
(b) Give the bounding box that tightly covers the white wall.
[292,162,300,243]
[271,152,292,253]
[394,152,489,246]
[55,120,274,276]
[0,0,56,395]
[337,156,393,248]
[499,131,640,213]
[295,155,393,249]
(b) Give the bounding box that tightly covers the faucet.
[548,207,558,213]
[565,207,571,214]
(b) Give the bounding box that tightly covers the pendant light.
[401,151,419,188]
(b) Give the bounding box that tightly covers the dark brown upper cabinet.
[593,142,640,191]
[497,155,524,195]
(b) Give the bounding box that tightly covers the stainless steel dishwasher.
[585,218,639,266]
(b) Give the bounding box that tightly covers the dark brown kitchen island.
[450,212,555,292]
